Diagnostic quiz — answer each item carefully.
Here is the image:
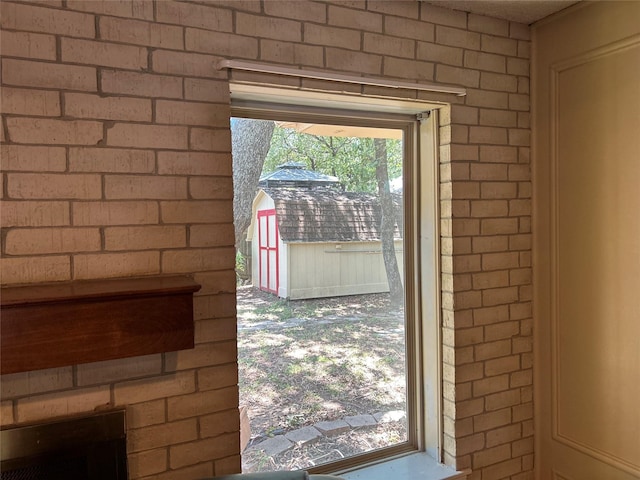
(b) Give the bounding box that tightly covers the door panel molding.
[547,35,640,477]
[534,3,640,479]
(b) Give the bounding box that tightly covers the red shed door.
[258,209,278,294]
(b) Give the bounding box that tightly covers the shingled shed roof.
[262,187,402,243]
[259,162,340,188]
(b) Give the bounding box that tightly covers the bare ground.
[236,287,407,472]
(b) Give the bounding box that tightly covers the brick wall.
[0,1,532,479]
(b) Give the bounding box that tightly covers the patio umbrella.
[275,121,402,140]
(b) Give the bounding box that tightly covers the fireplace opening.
[0,410,127,480]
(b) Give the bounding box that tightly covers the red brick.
[189,177,234,200]
[475,340,511,361]
[0,367,72,398]
[473,270,510,290]
[190,128,231,152]
[266,0,327,22]
[156,1,232,30]
[200,409,240,438]
[198,364,238,393]
[66,0,154,20]
[469,14,509,36]
[0,30,56,60]
[305,24,361,50]
[480,109,518,128]
[74,251,160,280]
[128,448,167,478]
[193,270,236,296]
[161,247,236,274]
[470,200,509,217]
[185,28,258,58]
[166,385,237,421]
[64,93,151,121]
[184,79,231,103]
[72,201,158,226]
[1,2,94,37]
[194,294,237,322]
[104,226,186,251]
[101,70,183,99]
[126,399,166,429]
[157,152,231,176]
[465,51,506,73]
[76,355,162,386]
[69,147,155,173]
[479,146,518,163]
[326,48,382,75]
[384,57,434,82]
[156,100,230,127]
[480,72,518,93]
[436,25,480,50]
[152,50,226,79]
[1,201,70,227]
[1,87,60,117]
[473,444,511,469]
[1,256,71,285]
[483,286,519,306]
[127,419,197,453]
[61,38,147,70]
[260,40,324,68]
[99,16,184,49]
[486,424,521,447]
[7,173,101,199]
[6,118,102,145]
[189,224,235,248]
[481,458,522,479]
[417,42,463,66]
[1,146,66,172]
[422,3,467,28]
[15,386,110,424]
[465,88,509,109]
[195,317,236,344]
[105,175,187,200]
[169,433,237,469]
[237,12,300,42]
[161,201,233,224]
[364,32,415,58]
[368,1,419,18]
[2,59,97,92]
[481,218,519,235]
[480,182,517,199]
[107,123,187,149]
[5,227,100,255]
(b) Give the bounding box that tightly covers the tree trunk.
[374,138,404,306]
[231,118,275,248]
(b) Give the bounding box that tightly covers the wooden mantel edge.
[1,275,201,308]
[0,275,202,375]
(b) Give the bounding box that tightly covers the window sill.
[338,452,467,480]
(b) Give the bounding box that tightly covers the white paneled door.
[534,3,640,479]
[258,209,278,294]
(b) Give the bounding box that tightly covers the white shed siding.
[249,190,404,300]
[287,241,403,300]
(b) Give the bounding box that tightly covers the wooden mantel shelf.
[1,276,201,375]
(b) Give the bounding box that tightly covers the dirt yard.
[236,286,407,472]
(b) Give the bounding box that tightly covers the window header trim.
[218,59,467,97]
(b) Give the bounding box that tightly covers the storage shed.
[247,167,403,300]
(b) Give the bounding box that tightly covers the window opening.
[231,95,440,474]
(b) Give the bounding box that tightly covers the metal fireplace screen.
[0,410,127,480]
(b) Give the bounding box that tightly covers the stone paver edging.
[246,410,406,458]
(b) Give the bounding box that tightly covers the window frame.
[231,87,442,474]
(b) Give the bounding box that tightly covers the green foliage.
[263,127,402,193]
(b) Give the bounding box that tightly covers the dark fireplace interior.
[0,410,127,480]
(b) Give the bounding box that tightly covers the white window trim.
[230,83,444,474]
